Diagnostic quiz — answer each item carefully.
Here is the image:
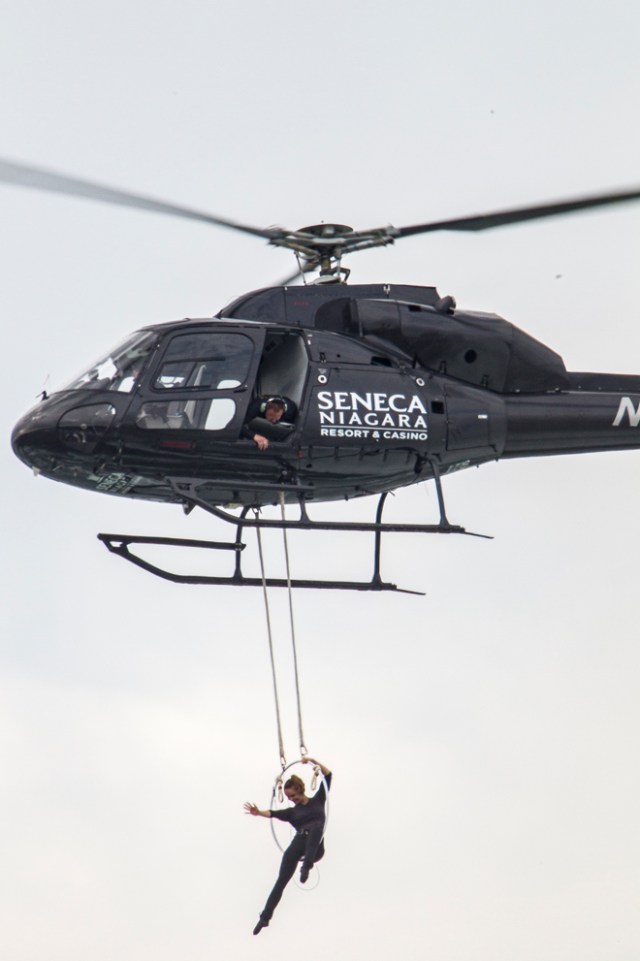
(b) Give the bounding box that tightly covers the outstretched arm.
[244,802,271,818]
[302,756,331,777]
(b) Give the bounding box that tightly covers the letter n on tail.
[613,397,640,427]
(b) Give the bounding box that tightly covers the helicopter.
[6,159,640,592]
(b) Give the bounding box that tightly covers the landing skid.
[98,470,490,593]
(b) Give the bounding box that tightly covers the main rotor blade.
[393,187,640,237]
[0,158,280,240]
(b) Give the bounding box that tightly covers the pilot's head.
[263,397,286,423]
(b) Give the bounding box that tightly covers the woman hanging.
[244,755,332,935]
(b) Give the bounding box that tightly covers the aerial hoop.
[269,759,331,864]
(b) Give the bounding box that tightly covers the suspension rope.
[279,492,308,757]
[255,515,287,770]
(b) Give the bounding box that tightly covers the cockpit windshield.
[61,331,157,393]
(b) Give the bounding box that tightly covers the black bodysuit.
[259,773,331,924]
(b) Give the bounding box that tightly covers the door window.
[137,331,255,431]
[153,332,253,390]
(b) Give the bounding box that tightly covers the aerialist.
[244,755,332,935]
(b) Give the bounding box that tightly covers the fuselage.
[11,284,640,509]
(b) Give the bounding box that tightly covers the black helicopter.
[6,159,640,591]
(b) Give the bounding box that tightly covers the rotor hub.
[296,223,355,239]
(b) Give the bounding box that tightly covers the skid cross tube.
[165,477,490,538]
[97,473,490,592]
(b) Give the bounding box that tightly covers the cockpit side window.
[152,332,254,391]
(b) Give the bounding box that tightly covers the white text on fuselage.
[316,391,428,441]
[613,397,640,427]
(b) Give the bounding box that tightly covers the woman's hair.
[284,774,306,793]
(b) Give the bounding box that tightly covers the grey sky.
[2,2,640,959]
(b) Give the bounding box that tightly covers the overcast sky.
[2,2,640,960]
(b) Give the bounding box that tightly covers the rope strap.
[279,492,307,757]
[255,515,286,770]
[256,497,309,769]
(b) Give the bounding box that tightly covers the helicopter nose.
[11,395,118,473]
[11,399,56,472]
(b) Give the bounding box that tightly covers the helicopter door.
[242,331,309,444]
[255,331,308,412]
[132,328,264,437]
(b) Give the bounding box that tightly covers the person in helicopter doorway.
[242,394,297,450]
[244,755,332,935]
